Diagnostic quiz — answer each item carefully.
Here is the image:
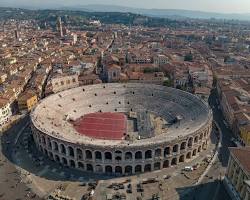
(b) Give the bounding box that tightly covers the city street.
[184,88,233,200]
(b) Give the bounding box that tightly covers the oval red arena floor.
[72,112,127,140]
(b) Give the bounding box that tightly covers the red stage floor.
[73,112,127,140]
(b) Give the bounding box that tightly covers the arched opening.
[192,149,197,156]
[86,164,93,172]
[186,152,191,159]
[78,162,84,169]
[199,133,203,140]
[202,142,206,149]
[154,162,161,170]
[62,157,67,165]
[135,151,142,160]
[60,144,66,155]
[164,147,170,157]
[135,165,142,173]
[76,148,83,160]
[155,149,162,157]
[42,136,46,145]
[53,141,59,152]
[144,164,152,172]
[95,165,103,173]
[188,138,193,148]
[125,152,133,160]
[44,149,48,156]
[115,166,123,174]
[115,150,122,161]
[171,158,177,166]
[55,155,60,162]
[70,160,75,168]
[104,152,112,160]
[68,146,74,157]
[49,152,53,159]
[105,166,113,174]
[48,141,52,150]
[194,136,199,143]
[145,150,152,159]
[179,155,185,163]
[163,160,169,168]
[95,151,102,160]
[86,150,92,160]
[180,142,186,150]
[198,146,201,152]
[173,144,179,153]
[125,166,133,174]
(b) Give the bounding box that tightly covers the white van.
[184,166,193,171]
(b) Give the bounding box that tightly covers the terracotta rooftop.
[230,147,250,174]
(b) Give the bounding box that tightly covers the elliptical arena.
[31,83,212,175]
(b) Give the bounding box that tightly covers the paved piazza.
[31,83,212,175]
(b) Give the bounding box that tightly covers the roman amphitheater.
[30,83,213,175]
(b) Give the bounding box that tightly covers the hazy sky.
[1,0,250,13]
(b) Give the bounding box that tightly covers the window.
[61,81,64,85]
[72,78,76,83]
[66,80,70,84]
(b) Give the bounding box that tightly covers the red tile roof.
[230,147,250,174]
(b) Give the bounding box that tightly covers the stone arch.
[47,139,52,150]
[115,150,122,161]
[62,157,67,165]
[199,133,203,140]
[85,150,92,160]
[135,165,142,173]
[125,152,133,160]
[115,166,123,174]
[202,142,206,149]
[164,147,170,157]
[41,135,46,145]
[145,150,152,159]
[76,148,83,160]
[104,152,112,160]
[198,146,201,152]
[69,160,76,168]
[173,144,179,153]
[86,164,93,172]
[192,149,197,156]
[194,136,199,143]
[135,151,142,160]
[78,162,84,169]
[95,151,102,160]
[55,155,60,162]
[154,162,161,170]
[180,142,186,150]
[163,160,169,168]
[68,146,74,157]
[95,165,103,173]
[105,165,113,173]
[44,149,48,156]
[179,155,185,163]
[53,141,59,151]
[125,166,133,174]
[60,144,66,155]
[155,148,162,157]
[171,157,177,166]
[188,137,193,148]
[186,152,191,159]
[49,152,53,159]
[144,164,152,172]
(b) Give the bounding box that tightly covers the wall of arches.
[31,121,212,175]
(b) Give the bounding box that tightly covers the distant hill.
[61,4,250,21]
